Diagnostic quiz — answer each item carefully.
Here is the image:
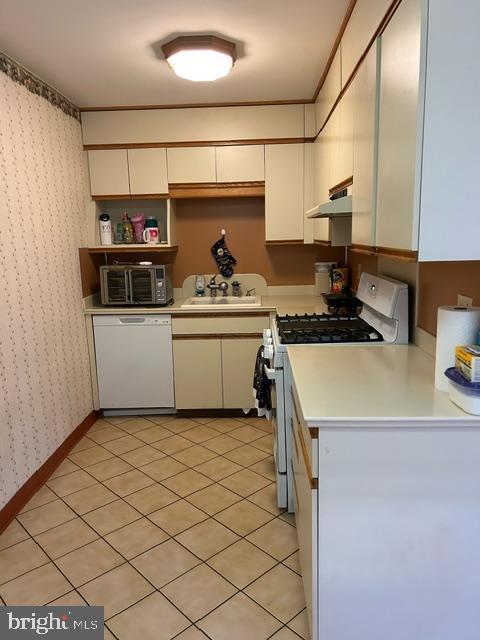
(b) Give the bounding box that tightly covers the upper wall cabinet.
[167,147,216,183]
[375,0,422,252]
[87,150,130,196]
[341,0,392,86]
[215,145,265,182]
[351,44,379,248]
[265,144,304,242]
[315,49,342,133]
[127,148,168,195]
[87,148,168,197]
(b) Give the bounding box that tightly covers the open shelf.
[87,245,177,253]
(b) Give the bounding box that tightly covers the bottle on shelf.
[122,212,134,244]
[99,213,112,246]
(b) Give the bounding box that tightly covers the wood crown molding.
[0,411,99,534]
[80,99,313,113]
[92,194,169,200]
[83,138,309,150]
[315,0,404,137]
[312,0,358,101]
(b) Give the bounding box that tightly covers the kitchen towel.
[211,235,237,278]
[252,346,272,419]
[435,305,480,391]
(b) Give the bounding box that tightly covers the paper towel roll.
[435,306,480,391]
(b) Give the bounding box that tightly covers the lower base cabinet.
[173,336,262,409]
[222,338,262,409]
[173,339,223,409]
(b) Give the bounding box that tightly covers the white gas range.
[264,273,409,511]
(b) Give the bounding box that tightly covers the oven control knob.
[264,345,274,359]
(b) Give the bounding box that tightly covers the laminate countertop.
[288,344,480,428]
[83,294,329,316]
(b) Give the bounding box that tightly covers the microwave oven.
[100,264,173,306]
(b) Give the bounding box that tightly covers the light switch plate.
[458,294,473,307]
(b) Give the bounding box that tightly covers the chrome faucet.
[246,287,256,297]
[207,275,219,297]
[218,281,229,297]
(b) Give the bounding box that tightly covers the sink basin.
[181,295,262,308]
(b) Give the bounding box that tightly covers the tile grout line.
[2,416,303,639]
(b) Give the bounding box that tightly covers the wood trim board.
[0,411,99,534]
[169,183,265,199]
[329,176,354,196]
[312,0,358,101]
[80,99,314,112]
[173,333,263,340]
[265,240,304,246]
[83,138,308,151]
[173,312,269,319]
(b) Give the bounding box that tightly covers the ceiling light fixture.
[162,36,237,82]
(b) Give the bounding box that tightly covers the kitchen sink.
[181,295,262,308]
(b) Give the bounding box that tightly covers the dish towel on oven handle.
[252,345,272,419]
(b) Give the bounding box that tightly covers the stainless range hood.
[306,194,352,218]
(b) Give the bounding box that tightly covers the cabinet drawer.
[172,314,269,336]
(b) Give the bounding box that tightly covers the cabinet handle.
[297,422,318,490]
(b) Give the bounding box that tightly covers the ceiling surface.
[0,0,349,107]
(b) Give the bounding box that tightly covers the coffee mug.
[143,227,160,244]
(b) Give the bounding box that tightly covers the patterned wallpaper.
[0,71,93,508]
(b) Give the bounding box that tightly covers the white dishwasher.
[93,315,175,411]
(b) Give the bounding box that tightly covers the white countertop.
[83,294,328,316]
[288,344,480,427]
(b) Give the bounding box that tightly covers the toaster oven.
[100,264,173,306]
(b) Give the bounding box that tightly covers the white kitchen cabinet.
[265,143,304,242]
[127,148,168,195]
[303,143,315,244]
[351,44,379,247]
[87,149,130,196]
[338,83,354,184]
[215,145,265,183]
[375,0,422,252]
[167,147,216,183]
[222,337,262,408]
[325,108,340,190]
[173,339,223,409]
[315,48,342,133]
[341,0,392,86]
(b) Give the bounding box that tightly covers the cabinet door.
[265,143,304,242]
[338,83,354,184]
[87,149,129,196]
[222,337,262,409]
[352,44,379,247]
[315,47,341,132]
[128,148,168,195]
[173,339,222,409]
[167,147,216,183]
[216,145,265,182]
[376,0,422,251]
[327,108,341,189]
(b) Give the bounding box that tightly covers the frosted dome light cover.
[167,49,233,82]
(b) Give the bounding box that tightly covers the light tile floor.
[0,415,309,640]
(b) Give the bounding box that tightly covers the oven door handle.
[264,364,276,381]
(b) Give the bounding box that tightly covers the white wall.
[0,72,93,508]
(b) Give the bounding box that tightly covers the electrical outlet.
[458,294,473,307]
